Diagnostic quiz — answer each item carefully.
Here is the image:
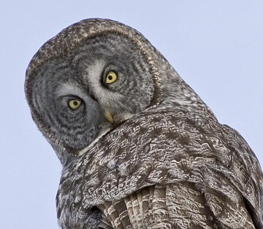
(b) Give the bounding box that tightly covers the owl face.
[29,32,154,150]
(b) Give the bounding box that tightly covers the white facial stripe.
[56,82,101,116]
[86,60,108,101]
[56,82,85,98]
[86,60,105,87]
[87,60,124,110]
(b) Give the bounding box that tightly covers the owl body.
[25,19,263,228]
[57,107,262,228]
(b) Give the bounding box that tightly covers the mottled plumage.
[25,19,263,228]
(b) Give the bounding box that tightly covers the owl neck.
[154,57,216,118]
[49,140,78,166]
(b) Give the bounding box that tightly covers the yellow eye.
[68,99,82,110]
[105,71,118,84]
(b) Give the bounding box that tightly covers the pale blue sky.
[1,1,262,228]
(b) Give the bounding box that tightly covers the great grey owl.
[25,18,263,228]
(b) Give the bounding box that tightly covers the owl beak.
[104,110,114,123]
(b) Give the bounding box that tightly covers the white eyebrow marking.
[56,82,85,98]
[86,60,125,108]
[87,60,106,87]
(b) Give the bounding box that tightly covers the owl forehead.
[70,32,138,70]
[26,19,148,78]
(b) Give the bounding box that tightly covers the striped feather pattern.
[98,183,256,228]
[99,183,255,229]
[55,108,262,229]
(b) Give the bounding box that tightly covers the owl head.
[25,19,206,163]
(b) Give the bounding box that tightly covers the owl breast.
[57,107,262,228]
